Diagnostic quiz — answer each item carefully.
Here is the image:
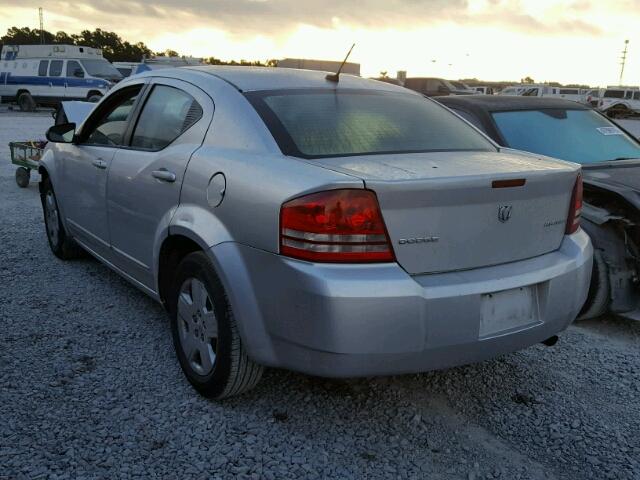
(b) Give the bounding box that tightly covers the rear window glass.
[492,109,640,164]
[247,90,495,159]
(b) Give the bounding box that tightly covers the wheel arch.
[580,217,639,314]
[156,234,207,308]
[87,90,102,100]
[38,165,50,195]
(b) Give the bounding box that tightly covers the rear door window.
[38,60,48,76]
[130,85,203,150]
[49,60,63,77]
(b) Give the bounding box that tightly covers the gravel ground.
[1,111,639,480]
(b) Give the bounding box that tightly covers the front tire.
[168,252,263,399]
[87,94,102,103]
[41,178,83,260]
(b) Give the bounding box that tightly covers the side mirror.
[74,68,84,78]
[437,85,450,94]
[46,122,76,143]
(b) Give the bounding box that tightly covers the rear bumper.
[209,230,592,377]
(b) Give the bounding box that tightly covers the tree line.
[1,27,277,66]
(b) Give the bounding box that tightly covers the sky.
[1,0,639,86]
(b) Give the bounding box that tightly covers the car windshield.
[81,59,123,80]
[492,109,640,164]
[247,89,496,158]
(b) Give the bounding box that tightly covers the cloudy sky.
[1,0,639,86]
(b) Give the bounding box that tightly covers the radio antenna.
[326,43,355,83]
[39,7,44,44]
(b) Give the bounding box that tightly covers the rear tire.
[577,250,610,321]
[41,178,83,260]
[15,167,30,188]
[17,92,36,112]
[168,251,263,399]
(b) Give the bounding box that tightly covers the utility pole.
[39,7,44,44]
[619,39,629,86]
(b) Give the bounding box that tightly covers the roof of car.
[437,95,590,112]
[181,66,413,93]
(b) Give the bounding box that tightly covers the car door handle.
[152,169,176,183]
[92,158,108,169]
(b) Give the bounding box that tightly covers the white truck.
[0,44,122,111]
[598,87,640,118]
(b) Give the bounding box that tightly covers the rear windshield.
[246,89,495,159]
[492,109,640,164]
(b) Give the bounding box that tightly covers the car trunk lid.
[313,151,579,274]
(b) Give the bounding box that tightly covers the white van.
[0,44,122,111]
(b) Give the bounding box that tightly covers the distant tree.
[380,71,389,79]
[53,31,75,44]
[1,27,54,45]
[0,26,152,62]
[155,49,180,57]
[204,57,278,67]
[521,76,535,84]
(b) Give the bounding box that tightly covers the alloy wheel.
[44,191,60,247]
[177,278,219,376]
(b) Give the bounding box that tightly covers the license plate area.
[480,286,539,338]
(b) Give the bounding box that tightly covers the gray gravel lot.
[1,110,639,480]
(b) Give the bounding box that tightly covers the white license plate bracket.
[480,286,539,338]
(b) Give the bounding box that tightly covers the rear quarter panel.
[172,74,364,252]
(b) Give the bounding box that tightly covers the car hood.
[583,162,640,208]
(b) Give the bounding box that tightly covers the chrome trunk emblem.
[498,205,513,223]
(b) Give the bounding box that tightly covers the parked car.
[598,87,640,118]
[473,86,494,95]
[404,77,474,96]
[438,95,640,320]
[496,85,526,96]
[449,80,475,93]
[583,89,602,107]
[0,44,121,110]
[112,61,142,78]
[40,67,592,398]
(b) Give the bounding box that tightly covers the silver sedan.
[40,67,592,398]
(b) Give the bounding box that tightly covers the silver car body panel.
[206,231,591,376]
[41,66,593,377]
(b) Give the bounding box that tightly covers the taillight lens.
[280,189,395,263]
[566,174,583,234]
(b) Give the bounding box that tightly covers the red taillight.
[280,189,395,263]
[566,174,583,234]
